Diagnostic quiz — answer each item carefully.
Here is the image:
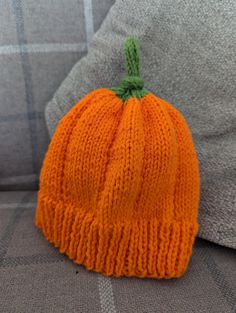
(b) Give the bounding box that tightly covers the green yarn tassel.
[110,37,149,101]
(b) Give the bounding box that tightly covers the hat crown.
[54,91,178,222]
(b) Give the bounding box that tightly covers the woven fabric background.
[0,0,114,190]
[45,0,236,249]
[0,191,236,313]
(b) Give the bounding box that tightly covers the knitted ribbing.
[35,38,200,279]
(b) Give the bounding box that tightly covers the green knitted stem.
[110,37,149,100]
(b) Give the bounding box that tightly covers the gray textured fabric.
[0,191,236,312]
[45,0,236,249]
[0,0,115,191]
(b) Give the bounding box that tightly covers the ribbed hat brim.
[35,194,198,279]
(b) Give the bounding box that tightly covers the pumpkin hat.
[36,37,200,279]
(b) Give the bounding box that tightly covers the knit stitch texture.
[35,89,200,279]
[35,38,200,279]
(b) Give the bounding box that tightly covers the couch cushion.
[0,0,115,191]
[0,191,235,312]
[44,0,236,249]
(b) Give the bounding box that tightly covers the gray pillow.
[45,0,236,248]
[0,0,114,190]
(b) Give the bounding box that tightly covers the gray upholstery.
[0,191,236,313]
[0,0,115,191]
[45,0,236,249]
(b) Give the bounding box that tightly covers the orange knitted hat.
[35,37,200,279]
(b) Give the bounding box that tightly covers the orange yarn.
[35,38,200,279]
